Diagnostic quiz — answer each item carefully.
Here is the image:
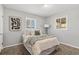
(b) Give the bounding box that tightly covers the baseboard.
[60,42,79,49]
[3,43,23,49]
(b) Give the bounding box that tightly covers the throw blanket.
[26,34,56,46]
[32,37,60,54]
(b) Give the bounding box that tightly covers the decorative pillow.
[34,30,40,35]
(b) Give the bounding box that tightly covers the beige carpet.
[0,44,79,55]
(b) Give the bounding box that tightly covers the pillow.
[23,29,34,36]
[34,30,40,35]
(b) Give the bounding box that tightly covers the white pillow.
[23,29,34,36]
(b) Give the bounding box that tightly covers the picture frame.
[9,16,21,31]
[56,16,67,30]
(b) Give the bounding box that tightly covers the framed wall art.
[9,16,21,31]
[56,16,67,30]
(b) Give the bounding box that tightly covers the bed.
[22,29,60,55]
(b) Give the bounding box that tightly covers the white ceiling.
[3,4,79,17]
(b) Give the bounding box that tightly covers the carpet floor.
[0,44,79,55]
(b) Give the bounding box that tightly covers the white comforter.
[32,37,60,55]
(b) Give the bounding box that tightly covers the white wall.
[0,5,3,33]
[46,9,79,47]
[0,5,3,51]
[3,8,45,47]
[0,5,3,16]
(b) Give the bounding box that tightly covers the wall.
[3,8,45,47]
[0,5,3,33]
[46,9,79,47]
[0,5,3,50]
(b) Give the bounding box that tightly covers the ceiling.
[3,4,79,17]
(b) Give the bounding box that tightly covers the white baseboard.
[60,42,79,49]
[3,43,23,49]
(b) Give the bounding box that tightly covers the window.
[26,17,36,28]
